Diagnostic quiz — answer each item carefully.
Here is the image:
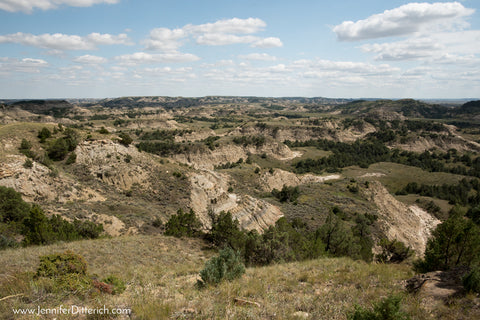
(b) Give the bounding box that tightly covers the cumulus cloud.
[362,30,480,61]
[143,28,187,51]
[238,53,277,61]
[0,0,119,13]
[0,57,48,73]
[0,32,131,50]
[333,2,475,41]
[73,54,107,64]
[252,37,283,48]
[143,18,282,50]
[184,18,266,34]
[195,33,258,46]
[115,52,200,66]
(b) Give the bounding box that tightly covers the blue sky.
[0,0,479,99]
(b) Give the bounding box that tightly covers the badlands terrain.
[0,96,479,319]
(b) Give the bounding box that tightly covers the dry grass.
[4,234,476,319]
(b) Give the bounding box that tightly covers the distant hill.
[10,99,73,117]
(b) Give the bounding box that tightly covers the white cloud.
[143,28,187,51]
[195,33,258,46]
[333,2,475,41]
[184,18,266,34]
[143,18,282,50]
[0,57,48,73]
[0,0,119,13]
[115,52,200,66]
[73,54,108,64]
[238,53,277,61]
[0,32,131,50]
[252,37,283,48]
[362,30,480,61]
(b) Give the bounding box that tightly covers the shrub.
[198,247,245,287]
[102,275,126,295]
[36,251,87,278]
[47,138,69,160]
[272,185,300,203]
[118,132,133,146]
[65,152,77,164]
[347,295,410,320]
[23,158,33,168]
[463,267,480,294]
[376,238,413,263]
[98,127,109,134]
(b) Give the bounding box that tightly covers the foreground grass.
[0,234,476,319]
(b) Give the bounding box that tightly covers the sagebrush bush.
[198,247,245,287]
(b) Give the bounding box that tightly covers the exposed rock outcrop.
[364,181,440,256]
[189,170,283,232]
[259,169,341,192]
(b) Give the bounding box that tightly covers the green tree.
[164,208,202,237]
[38,127,51,143]
[205,211,245,251]
[47,138,69,161]
[0,186,30,223]
[118,132,133,146]
[22,206,54,245]
[415,209,480,272]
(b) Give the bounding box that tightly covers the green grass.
[344,162,468,193]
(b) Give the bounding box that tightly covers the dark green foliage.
[205,211,245,251]
[376,239,413,263]
[118,132,133,146]
[102,275,126,295]
[73,219,104,239]
[232,135,266,147]
[415,209,480,272]
[272,185,300,203]
[291,139,390,173]
[23,158,33,168]
[198,247,245,287]
[48,137,69,160]
[467,206,480,225]
[463,267,480,294]
[37,127,51,142]
[0,186,30,223]
[65,151,77,164]
[98,127,109,134]
[318,212,361,258]
[0,234,19,250]
[347,295,410,320]
[22,207,103,246]
[139,129,192,141]
[397,178,480,207]
[36,251,88,277]
[164,208,203,237]
[19,139,34,158]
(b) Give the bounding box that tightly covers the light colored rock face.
[189,170,283,232]
[174,142,298,170]
[0,155,104,203]
[365,181,440,256]
[75,140,151,191]
[259,169,341,192]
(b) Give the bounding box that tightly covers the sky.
[0,0,479,99]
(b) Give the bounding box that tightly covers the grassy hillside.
[0,234,455,320]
